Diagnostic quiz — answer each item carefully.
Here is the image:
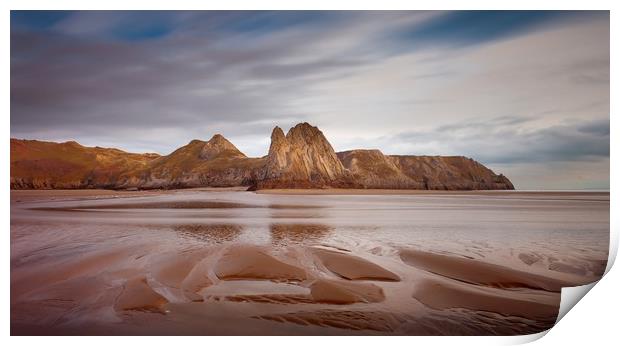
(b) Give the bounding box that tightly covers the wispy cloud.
[10,10,609,189]
[383,117,609,164]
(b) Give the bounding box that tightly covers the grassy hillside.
[10,139,159,188]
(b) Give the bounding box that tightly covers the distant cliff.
[337,149,514,190]
[10,122,514,190]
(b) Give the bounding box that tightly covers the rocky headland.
[10,122,514,190]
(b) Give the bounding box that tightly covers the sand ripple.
[215,245,307,282]
[400,248,578,292]
[114,277,168,313]
[312,248,400,281]
[253,309,406,332]
[11,190,609,335]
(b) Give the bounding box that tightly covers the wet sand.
[257,188,610,197]
[10,187,246,203]
[10,189,609,335]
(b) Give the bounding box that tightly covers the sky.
[10,11,610,190]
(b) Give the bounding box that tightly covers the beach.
[10,189,609,335]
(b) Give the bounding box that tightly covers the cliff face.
[337,149,513,190]
[10,136,263,189]
[199,134,246,160]
[137,135,262,189]
[336,150,424,189]
[10,139,159,189]
[258,123,357,189]
[389,155,514,190]
[10,122,515,190]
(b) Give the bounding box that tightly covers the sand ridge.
[114,277,169,313]
[214,245,307,282]
[11,241,573,335]
[399,248,588,292]
[10,190,609,335]
[312,248,400,281]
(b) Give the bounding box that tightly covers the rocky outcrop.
[337,149,513,190]
[10,122,515,190]
[124,136,262,189]
[389,155,514,190]
[337,150,423,189]
[257,123,358,189]
[199,134,246,160]
[10,138,159,189]
[10,136,262,190]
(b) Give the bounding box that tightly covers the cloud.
[10,10,71,30]
[10,11,609,189]
[492,158,609,190]
[383,117,609,164]
[394,11,605,48]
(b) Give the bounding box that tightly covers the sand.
[399,249,587,292]
[10,189,609,335]
[114,277,169,313]
[310,279,385,304]
[10,187,247,203]
[215,245,307,282]
[412,275,559,320]
[312,248,400,281]
[11,241,576,335]
[256,188,610,197]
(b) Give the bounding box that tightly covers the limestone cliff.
[337,149,513,190]
[257,123,358,189]
[125,135,262,189]
[10,122,515,190]
[389,155,514,190]
[199,134,246,160]
[336,150,423,189]
[10,139,159,189]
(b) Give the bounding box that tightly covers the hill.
[10,123,514,190]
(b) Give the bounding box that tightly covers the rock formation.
[10,138,159,189]
[10,122,515,190]
[257,123,357,189]
[337,150,423,189]
[199,134,246,161]
[389,155,514,190]
[338,150,514,190]
[124,135,263,189]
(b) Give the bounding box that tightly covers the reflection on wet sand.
[267,204,325,209]
[36,201,327,211]
[270,224,332,246]
[173,224,242,243]
[10,190,609,336]
[34,201,259,210]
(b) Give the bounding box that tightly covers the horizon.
[10,10,610,190]
[9,130,610,192]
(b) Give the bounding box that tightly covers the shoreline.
[10,188,609,204]
[254,188,609,196]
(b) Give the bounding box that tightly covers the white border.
[3,1,616,345]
